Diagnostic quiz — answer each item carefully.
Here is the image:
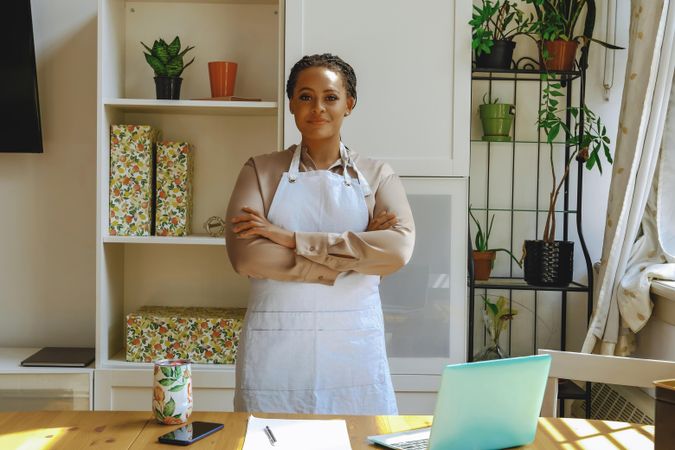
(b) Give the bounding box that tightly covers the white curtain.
[582,0,675,355]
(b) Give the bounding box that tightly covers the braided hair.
[286,53,358,107]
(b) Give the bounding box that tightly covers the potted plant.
[474,294,518,360]
[141,37,195,100]
[469,207,521,281]
[470,0,532,70]
[524,0,622,71]
[479,93,515,142]
[523,78,613,286]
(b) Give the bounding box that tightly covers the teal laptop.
[367,354,551,450]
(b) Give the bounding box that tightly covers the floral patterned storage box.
[109,124,160,236]
[156,141,193,236]
[126,306,245,364]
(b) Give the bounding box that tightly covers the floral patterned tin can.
[153,359,193,424]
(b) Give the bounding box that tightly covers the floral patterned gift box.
[109,124,160,236]
[156,141,193,236]
[125,306,245,364]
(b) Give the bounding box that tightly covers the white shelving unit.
[95,0,284,410]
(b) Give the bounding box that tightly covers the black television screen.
[1,0,43,153]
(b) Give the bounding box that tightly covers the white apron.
[234,143,398,415]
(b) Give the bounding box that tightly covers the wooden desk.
[0,411,655,449]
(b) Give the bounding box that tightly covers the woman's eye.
[299,94,311,101]
[326,95,338,101]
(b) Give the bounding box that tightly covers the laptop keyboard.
[387,438,429,450]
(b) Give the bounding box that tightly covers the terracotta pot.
[541,40,579,72]
[473,250,496,281]
[208,61,238,97]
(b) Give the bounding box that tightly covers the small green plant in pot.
[141,36,195,100]
[470,0,532,70]
[470,207,521,281]
[479,93,515,142]
[474,294,518,361]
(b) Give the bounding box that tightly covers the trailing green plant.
[470,0,532,56]
[141,37,195,78]
[469,207,522,267]
[536,75,613,242]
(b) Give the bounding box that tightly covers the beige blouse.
[225,145,415,286]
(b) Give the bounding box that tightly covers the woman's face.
[289,66,355,143]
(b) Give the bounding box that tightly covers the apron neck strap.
[288,144,303,182]
[341,143,372,197]
[288,142,372,197]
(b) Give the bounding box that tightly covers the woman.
[226,53,415,415]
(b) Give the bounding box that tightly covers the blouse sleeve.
[294,170,415,276]
[225,158,341,285]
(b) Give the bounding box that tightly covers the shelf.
[472,67,581,82]
[469,207,578,214]
[103,234,226,246]
[558,379,587,400]
[0,347,94,374]
[105,350,235,372]
[103,98,278,116]
[471,139,567,145]
[471,277,589,292]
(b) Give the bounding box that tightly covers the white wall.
[0,0,97,347]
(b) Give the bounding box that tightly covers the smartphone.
[157,421,224,446]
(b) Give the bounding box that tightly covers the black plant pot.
[475,40,516,70]
[154,76,183,100]
[523,240,574,287]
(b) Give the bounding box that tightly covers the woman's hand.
[367,210,398,231]
[231,206,296,249]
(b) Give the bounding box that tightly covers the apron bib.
[234,143,397,415]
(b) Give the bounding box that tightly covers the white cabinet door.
[381,177,468,375]
[284,0,471,176]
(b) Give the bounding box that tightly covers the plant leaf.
[168,36,181,57]
[144,53,167,76]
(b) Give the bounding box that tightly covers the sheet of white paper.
[242,415,352,450]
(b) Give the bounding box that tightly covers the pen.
[264,425,277,446]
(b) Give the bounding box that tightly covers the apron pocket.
[315,327,387,390]
[242,329,315,391]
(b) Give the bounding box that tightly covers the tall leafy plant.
[537,76,613,242]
